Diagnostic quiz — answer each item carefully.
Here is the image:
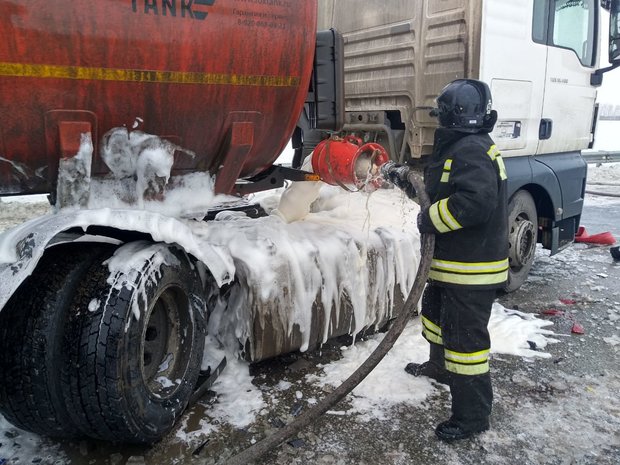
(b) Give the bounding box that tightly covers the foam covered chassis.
[0,202,411,444]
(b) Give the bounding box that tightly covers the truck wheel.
[0,243,116,437]
[505,190,538,292]
[61,242,206,444]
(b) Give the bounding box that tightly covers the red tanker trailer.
[0,0,321,196]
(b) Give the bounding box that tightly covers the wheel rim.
[508,215,536,271]
[140,285,193,399]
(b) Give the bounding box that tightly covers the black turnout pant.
[421,283,496,429]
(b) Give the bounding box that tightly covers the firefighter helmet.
[432,79,497,133]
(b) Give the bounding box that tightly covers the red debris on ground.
[571,322,585,335]
[540,302,585,335]
[574,226,616,245]
[541,308,565,316]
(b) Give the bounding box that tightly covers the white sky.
[598,70,620,103]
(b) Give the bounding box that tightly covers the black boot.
[435,419,489,441]
[435,373,492,441]
[404,343,450,385]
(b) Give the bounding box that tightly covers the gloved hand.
[417,208,435,234]
[380,161,417,199]
[381,161,407,184]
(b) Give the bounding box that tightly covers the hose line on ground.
[222,171,434,465]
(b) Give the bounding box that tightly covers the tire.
[61,242,206,444]
[0,243,116,437]
[505,190,538,292]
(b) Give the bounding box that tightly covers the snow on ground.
[478,371,620,465]
[585,162,620,206]
[304,303,555,422]
[0,195,50,232]
[586,161,619,185]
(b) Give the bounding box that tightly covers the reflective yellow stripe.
[487,145,500,158]
[422,327,443,345]
[496,155,508,180]
[429,269,508,285]
[431,258,509,274]
[445,360,489,375]
[445,348,490,364]
[438,199,462,231]
[0,61,300,87]
[430,258,509,285]
[421,316,443,344]
[430,199,462,233]
[440,159,452,183]
[487,144,507,180]
[429,202,451,233]
[422,316,442,336]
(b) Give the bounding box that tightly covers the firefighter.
[383,78,508,441]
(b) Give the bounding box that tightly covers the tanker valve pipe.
[310,135,390,191]
[273,135,392,223]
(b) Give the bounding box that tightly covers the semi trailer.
[0,0,618,445]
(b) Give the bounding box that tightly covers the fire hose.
[222,166,434,465]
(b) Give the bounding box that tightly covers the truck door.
[537,0,598,154]
[481,0,548,158]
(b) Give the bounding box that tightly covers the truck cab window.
[550,0,597,66]
[532,0,597,66]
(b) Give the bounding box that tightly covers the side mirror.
[593,0,620,85]
[611,0,620,63]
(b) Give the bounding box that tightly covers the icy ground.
[0,163,618,465]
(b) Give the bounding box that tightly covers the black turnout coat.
[417,128,509,290]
